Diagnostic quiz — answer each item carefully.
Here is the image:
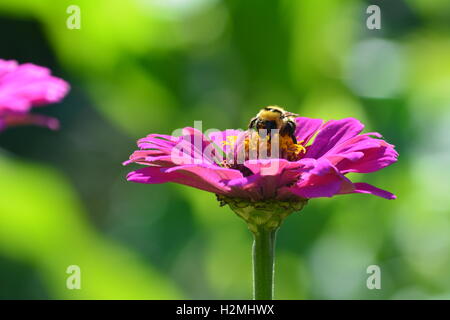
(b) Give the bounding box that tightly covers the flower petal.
[235,159,305,199]
[127,164,243,195]
[289,158,354,198]
[132,128,226,167]
[294,117,323,144]
[0,59,69,131]
[326,134,398,173]
[305,118,364,159]
[0,61,69,113]
[0,113,59,130]
[339,182,396,200]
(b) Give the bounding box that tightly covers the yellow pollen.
[279,136,306,161]
[222,135,238,147]
[244,132,306,161]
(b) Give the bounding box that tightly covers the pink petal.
[294,117,323,145]
[0,59,69,130]
[289,158,354,198]
[340,182,396,200]
[0,61,69,112]
[0,113,60,130]
[305,118,364,159]
[326,134,398,173]
[229,159,305,199]
[127,164,243,195]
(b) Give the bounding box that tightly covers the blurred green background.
[0,0,449,299]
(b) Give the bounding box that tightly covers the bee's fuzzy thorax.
[258,110,283,121]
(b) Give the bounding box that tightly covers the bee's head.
[256,119,277,131]
[257,107,283,131]
[248,106,298,133]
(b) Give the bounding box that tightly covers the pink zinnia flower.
[125,117,398,202]
[124,110,398,300]
[0,59,70,130]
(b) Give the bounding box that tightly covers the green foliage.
[0,157,181,299]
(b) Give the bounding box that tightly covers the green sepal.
[216,195,308,233]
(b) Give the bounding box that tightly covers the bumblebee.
[248,106,298,143]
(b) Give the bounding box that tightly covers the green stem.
[252,226,278,300]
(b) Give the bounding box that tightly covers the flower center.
[244,131,305,161]
[218,132,306,175]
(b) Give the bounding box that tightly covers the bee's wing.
[284,112,299,117]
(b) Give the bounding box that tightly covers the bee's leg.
[281,120,297,144]
[290,134,297,144]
